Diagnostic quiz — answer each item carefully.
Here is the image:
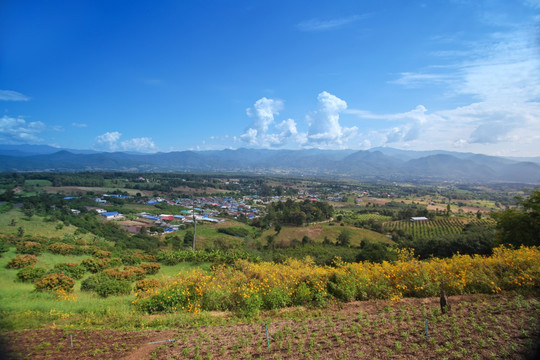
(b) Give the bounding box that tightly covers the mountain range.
[1,144,539,183]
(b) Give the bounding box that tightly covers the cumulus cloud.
[71,122,88,128]
[121,137,157,152]
[95,131,122,151]
[0,115,45,143]
[246,97,283,133]
[240,97,305,147]
[94,132,158,152]
[95,132,157,153]
[0,90,30,101]
[307,91,357,147]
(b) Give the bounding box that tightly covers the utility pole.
[192,197,196,251]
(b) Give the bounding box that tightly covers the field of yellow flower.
[133,246,540,316]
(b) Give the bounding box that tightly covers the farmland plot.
[2,293,538,359]
[383,218,495,240]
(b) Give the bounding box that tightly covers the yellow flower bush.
[133,246,539,315]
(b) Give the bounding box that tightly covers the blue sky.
[1,0,539,156]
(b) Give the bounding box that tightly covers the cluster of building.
[143,196,262,220]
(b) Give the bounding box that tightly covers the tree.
[337,228,352,247]
[302,235,313,245]
[184,230,194,246]
[492,190,540,247]
[23,207,34,219]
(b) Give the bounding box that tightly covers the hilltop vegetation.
[0,172,539,358]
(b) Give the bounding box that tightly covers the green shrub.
[95,278,131,297]
[81,274,101,292]
[135,278,161,292]
[81,258,110,273]
[261,287,291,310]
[35,273,75,292]
[93,249,111,258]
[52,263,86,280]
[6,254,38,269]
[0,239,9,257]
[16,266,47,283]
[292,282,313,305]
[139,262,161,275]
[16,241,42,255]
[217,226,250,237]
[327,272,357,302]
[47,242,75,255]
[121,253,143,265]
[102,267,145,281]
[81,274,132,297]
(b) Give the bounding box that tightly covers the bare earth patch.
[1,294,538,359]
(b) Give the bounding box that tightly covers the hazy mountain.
[0,144,99,157]
[0,145,539,183]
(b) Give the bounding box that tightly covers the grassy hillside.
[0,209,95,242]
[260,223,393,247]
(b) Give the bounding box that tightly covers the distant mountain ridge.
[0,144,539,183]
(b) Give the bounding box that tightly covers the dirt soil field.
[1,294,538,359]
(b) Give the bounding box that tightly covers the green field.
[0,248,213,330]
[260,222,393,247]
[0,209,96,242]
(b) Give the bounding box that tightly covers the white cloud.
[121,137,156,152]
[346,21,540,156]
[71,122,88,128]
[246,97,283,133]
[391,72,452,88]
[297,15,367,32]
[95,132,157,153]
[0,90,30,101]
[0,115,45,143]
[94,131,157,152]
[241,97,303,147]
[240,128,258,145]
[307,91,358,147]
[95,131,122,151]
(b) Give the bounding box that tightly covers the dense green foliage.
[492,190,540,247]
[156,249,260,265]
[264,199,333,226]
[16,266,47,283]
[267,242,397,265]
[217,226,251,237]
[397,224,497,259]
[81,274,132,297]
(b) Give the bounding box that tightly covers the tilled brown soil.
[1,293,539,360]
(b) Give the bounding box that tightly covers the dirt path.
[121,330,176,360]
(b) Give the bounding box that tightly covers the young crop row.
[133,246,539,316]
[383,218,492,240]
[352,213,392,222]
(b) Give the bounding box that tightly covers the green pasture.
[0,248,214,330]
[0,209,95,241]
[260,223,393,247]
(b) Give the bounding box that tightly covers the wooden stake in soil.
[440,290,450,314]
